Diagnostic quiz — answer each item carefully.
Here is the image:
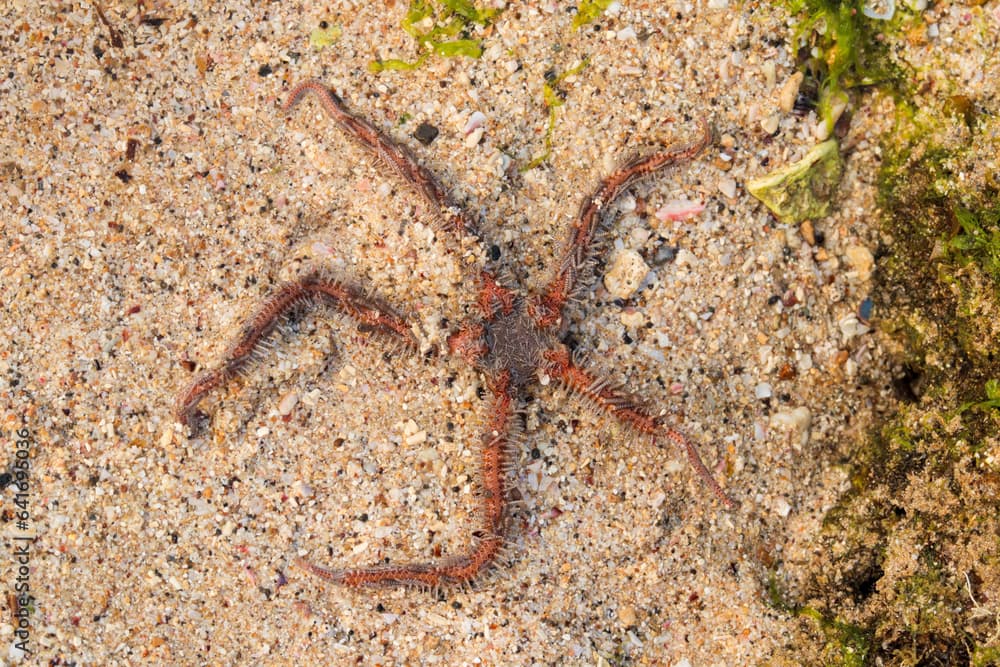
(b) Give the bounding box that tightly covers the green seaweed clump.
[572,0,614,30]
[948,204,1000,295]
[785,0,903,134]
[370,0,500,72]
[746,139,843,223]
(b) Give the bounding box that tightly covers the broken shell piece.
[465,126,485,147]
[770,407,812,450]
[278,391,299,416]
[655,199,706,222]
[862,0,895,20]
[814,89,850,141]
[462,111,487,136]
[747,140,842,223]
[844,245,875,282]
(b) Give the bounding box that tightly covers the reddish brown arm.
[543,346,738,509]
[295,370,517,588]
[530,120,712,329]
[175,269,416,429]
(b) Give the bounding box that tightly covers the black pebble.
[653,244,677,265]
[413,122,439,145]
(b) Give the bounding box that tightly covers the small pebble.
[653,244,677,265]
[838,314,870,341]
[718,176,737,199]
[402,418,428,446]
[278,391,298,416]
[417,447,438,462]
[413,122,439,145]
[713,155,734,172]
[858,297,874,322]
[779,72,805,113]
[774,497,792,518]
[674,248,698,267]
[465,126,485,147]
[462,110,487,135]
[844,245,875,282]
[800,220,816,246]
[755,382,772,400]
[620,309,646,328]
[762,60,776,88]
[655,199,705,222]
[604,250,649,299]
[862,0,895,21]
[760,113,780,135]
[618,605,638,626]
[291,480,313,499]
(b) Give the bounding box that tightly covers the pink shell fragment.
[655,199,706,221]
[463,111,487,136]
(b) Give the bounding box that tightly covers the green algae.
[948,204,1000,294]
[369,0,499,73]
[784,0,905,134]
[767,572,871,666]
[767,7,1000,663]
[521,59,590,171]
[572,0,614,30]
[958,380,1000,416]
[309,23,342,49]
[789,115,1000,664]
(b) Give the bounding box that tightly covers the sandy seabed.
[5,0,989,664]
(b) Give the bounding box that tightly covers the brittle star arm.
[529,120,712,329]
[543,347,738,509]
[174,269,417,428]
[295,370,516,589]
[283,80,477,240]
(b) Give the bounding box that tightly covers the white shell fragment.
[779,72,805,113]
[770,407,813,450]
[277,391,299,416]
[862,0,895,21]
[604,250,650,299]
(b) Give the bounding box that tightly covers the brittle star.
[175,79,738,590]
